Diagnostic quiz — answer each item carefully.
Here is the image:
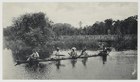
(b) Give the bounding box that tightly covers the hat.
[72,47,76,50]
[56,47,60,50]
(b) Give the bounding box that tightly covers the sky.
[3,2,138,28]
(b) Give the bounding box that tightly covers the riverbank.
[3,35,137,60]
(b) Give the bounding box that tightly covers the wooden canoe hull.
[15,51,109,66]
[15,54,99,65]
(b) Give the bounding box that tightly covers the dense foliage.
[4,12,55,60]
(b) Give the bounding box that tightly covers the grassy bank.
[49,35,137,50]
[58,35,137,41]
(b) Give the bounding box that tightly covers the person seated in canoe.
[68,47,78,58]
[27,50,40,61]
[98,47,108,56]
[53,47,65,59]
[26,49,40,66]
[78,48,88,57]
[102,47,111,54]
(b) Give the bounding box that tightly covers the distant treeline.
[53,15,137,35]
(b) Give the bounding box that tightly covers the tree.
[52,23,76,35]
[4,12,55,60]
[104,19,114,34]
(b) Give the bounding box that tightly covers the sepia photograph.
[3,2,138,80]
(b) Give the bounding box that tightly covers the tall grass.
[50,35,137,51]
[47,40,99,50]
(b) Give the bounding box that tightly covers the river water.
[3,49,137,80]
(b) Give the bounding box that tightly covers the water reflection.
[24,63,52,79]
[55,60,65,70]
[56,60,61,69]
[82,58,88,67]
[25,63,47,73]
[70,59,77,68]
[101,55,108,64]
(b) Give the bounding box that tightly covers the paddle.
[78,49,86,57]
[55,55,65,56]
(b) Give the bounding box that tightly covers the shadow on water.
[70,59,77,68]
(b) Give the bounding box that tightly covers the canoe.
[15,51,110,66]
[15,54,99,65]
